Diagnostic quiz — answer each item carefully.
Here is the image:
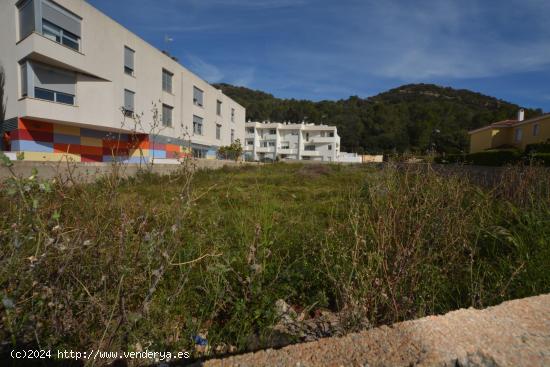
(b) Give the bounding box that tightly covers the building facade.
[469,109,550,153]
[0,0,245,163]
[244,121,341,162]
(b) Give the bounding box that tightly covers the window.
[305,133,310,141]
[246,128,255,134]
[33,63,76,105]
[193,87,203,107]
[231,108,235,122]
[329,132,335,137]
[20,63,28,97]
[328,144,332,151]
[514,128,523,142]
[41,0,82,51]
[305,145,316,151]
[193,115,203,135]
[124,89,135,117]
[533,123,540,137]
[246,140,254,146]
[321,131,326,137]
[162,69,173,93]
[216,124,221,140]
[217,100,222,116]
[269,129,276,135]
[231,129,235,143]
[42,19,79,50]
[162,104,173,127]
[124,47,135,75]
[18,0,35,40]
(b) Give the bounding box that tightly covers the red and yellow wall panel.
[6,118,193,163]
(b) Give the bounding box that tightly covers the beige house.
[468,109,550,153]
[0,0,245,162]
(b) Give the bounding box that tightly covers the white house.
[244,121,344,162]
[0,0,245,162]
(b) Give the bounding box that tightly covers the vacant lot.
[1,162,549,361]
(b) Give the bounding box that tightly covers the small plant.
[218,139,243,162]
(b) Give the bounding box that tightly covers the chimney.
[518,108,525,122]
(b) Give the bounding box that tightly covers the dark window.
[193,115,203,135]
[124,46,135,75]
[305,145,316,151]
[533,124,540,137]
[193,87,203,107]
[231,129,235,143]
[21,63,28,97]
[162,104,173,127]
[216,124,221,140]
[328,144,332,151]
[35,87,74,105]
[162,69,173,93]
[35,87,55,101]
[246,128,254,134]
[217,100,222,116]
[124,89,135,116]
[329,132,334,137]
[42,19,80,51]
[18,0,35,40]
[231,108,235,122]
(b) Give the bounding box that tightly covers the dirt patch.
[296,164,332,178]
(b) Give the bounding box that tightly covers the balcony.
[244,146,254,152]
[301,150,320,156]
[17,33,106,81]
[262,134,277,140]
[310,137,336,144]
[278,148,298,154]
[257,147,275,153]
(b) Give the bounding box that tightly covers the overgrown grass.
[1,162,549,364]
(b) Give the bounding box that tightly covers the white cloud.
[186,54,224,83]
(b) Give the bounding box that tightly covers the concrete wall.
[0,0,245,160]
[0,158,261,182]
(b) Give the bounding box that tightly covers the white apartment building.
[244,121,341,162]
[0,0,245,162]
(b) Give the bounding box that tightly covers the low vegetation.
[1,162,549,363]
[435,143,550,166]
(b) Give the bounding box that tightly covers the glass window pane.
[35,88,55,101]
[62,36,79,50]
[56,92,74,105]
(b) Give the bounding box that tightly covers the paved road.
[202,294,550,367]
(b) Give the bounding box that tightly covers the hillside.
[214,83,544,154]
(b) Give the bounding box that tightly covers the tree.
[218,139,243,162]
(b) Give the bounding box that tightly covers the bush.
[218,139,244,161]
[434,153,466,164]
[530,153,550,166]
[465,149,521,166]
[525,143,550,155]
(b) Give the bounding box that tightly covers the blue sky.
[88,0,550,111]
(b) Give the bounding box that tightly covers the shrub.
[434,153,466,164]
[530,153,550,166]
[218,139,244,161]
[525,143,550,155]
[465,149,521,166]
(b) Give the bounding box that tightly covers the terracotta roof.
[469,113,550,134]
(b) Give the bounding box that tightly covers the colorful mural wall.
[6,118,191,163]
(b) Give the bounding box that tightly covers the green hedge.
[434,154,466,164]
[465,149,522,166]
[530,153,550,166]
[525,143,550,154]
